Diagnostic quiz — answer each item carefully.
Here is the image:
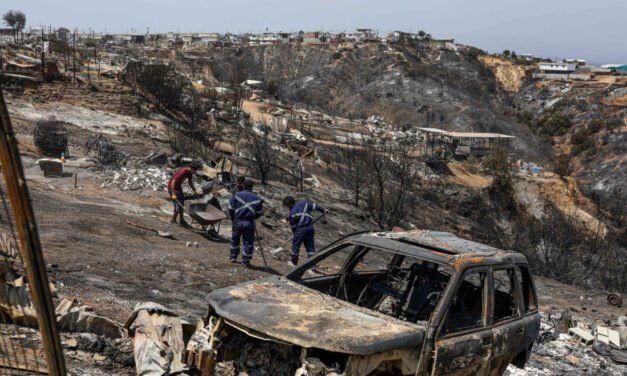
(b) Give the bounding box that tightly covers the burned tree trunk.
[244,124,278,185]
[363,144,418,230]
[334,145,368,208]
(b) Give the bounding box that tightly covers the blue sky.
[8,0,627,63]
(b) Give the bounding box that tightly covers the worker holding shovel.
[167,163,200,227]
[283,196,328,266]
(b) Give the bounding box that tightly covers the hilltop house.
[387,31,417,42]
[538,62,576,74]
[303,32,323,44]
[520,54,535,62]
[356,28,378,41]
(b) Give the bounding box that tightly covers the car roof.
[348,230,526,267]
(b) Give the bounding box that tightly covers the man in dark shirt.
[167,163,200,226]
[229,180,263,267]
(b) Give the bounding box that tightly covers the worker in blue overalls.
[229,180,263,267]
[283,196,328,266]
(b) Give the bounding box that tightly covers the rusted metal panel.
[0,84,67,375]
[350,231,527,270]
[384,230,500,255]
[206,276,426,355]
[434,331,493,375]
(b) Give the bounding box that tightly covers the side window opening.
[493,268,519,322]
[516,266,537,312]
[443,271,486,334]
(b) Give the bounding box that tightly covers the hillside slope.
[200,43,546,156]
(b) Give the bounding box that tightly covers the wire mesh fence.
[0,89,66,375]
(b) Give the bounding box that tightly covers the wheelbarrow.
[187,202,227,241]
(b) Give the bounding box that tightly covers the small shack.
[446,132,514,157]
[416,127,514,158]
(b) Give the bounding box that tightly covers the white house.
[520,54,535,62]
[538,62,576,74]
[194,32,220,45]
[563,58,587,67]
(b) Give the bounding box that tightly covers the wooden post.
[0,91,67,375]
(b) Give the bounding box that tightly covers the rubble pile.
[231,340,302,376]
[111,166,170,192]
[505,313,627,376]
[86,134,127,168]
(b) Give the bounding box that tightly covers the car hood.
[206,276,425,354]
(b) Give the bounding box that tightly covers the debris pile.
[86,134,127,168]
[111,166,170,191]
[505,312,627,375]
[56,298,126,339]
[125,302,187,376]
[187,322,303,376]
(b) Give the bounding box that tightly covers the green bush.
[538,112,572,136]
[516,111,533,125]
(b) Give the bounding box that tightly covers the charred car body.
[186,230,541,375]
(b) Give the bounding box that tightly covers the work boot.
[180,220,190,228]
[288,256,298,267]
[229,257,238,263]
[242,261,251,268]
[170,219,177,225]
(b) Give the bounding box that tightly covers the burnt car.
[186,230,541,375]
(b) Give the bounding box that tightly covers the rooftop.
[447,131,515,139]
[418,128,514,139]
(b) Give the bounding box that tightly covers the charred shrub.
[466,47,486,60]
[516,111,533,126]
[552,153,572,177]
[265,78,279,96]
[512,202,614,289]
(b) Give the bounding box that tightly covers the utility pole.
[72,29,76,83]
[41,29,45,80]
[93,42,97,81]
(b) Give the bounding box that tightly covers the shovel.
[270,212,327,255]
[126,219,176,239]
[255,229,269,269]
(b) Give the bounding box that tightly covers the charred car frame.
[186,230,541,375]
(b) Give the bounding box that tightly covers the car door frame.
[429,266,494,376]
[487,264,526,375]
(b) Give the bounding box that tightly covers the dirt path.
[242,100,273,124]
[447,161,491,188]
